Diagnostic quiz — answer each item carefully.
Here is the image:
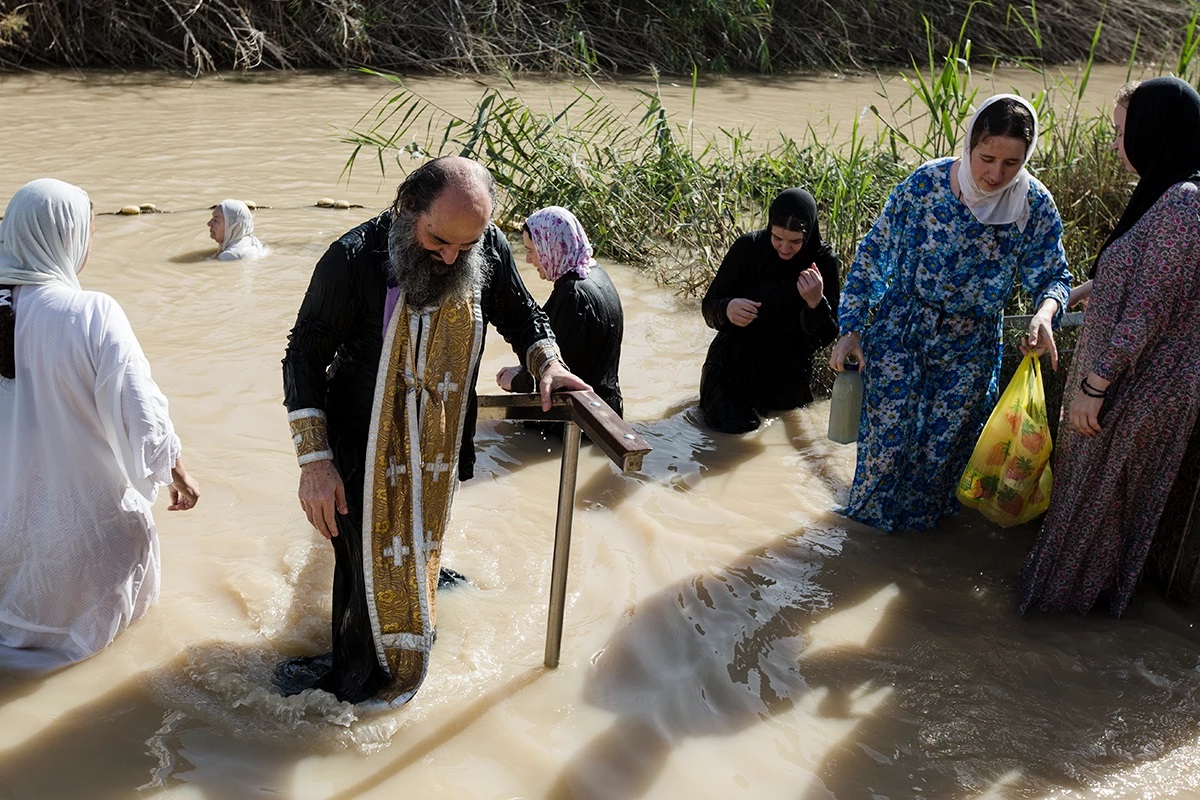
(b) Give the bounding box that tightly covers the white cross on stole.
[386,456,407,487]
[437,371,460,396]
[382,535,411,565]
[425,452,451,481]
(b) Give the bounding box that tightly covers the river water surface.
[1,68,1199,800]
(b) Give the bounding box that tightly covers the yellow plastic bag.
[956,352,1053,527]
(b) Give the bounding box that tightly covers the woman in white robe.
[208,198,267,261]
[0,178,199,671]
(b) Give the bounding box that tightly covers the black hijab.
[1091,76,1200,277]
[765,188,829,267]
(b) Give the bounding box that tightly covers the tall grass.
[343,9,1185,309]
[345,70,906,295]
[0,0,1196,75]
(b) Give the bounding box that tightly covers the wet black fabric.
[283,211,554,481]
[509,264,624,417]
[280,211,554,703]
[699,222,841,434]
[1091,76,1200,277]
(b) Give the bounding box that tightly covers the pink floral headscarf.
[524,206,595,281]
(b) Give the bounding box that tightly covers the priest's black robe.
[280,211,554,702]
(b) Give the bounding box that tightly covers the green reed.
[342,12,1189,308]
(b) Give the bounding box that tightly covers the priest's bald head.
[387,156,495,308]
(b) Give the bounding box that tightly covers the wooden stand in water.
[476,390,651,667]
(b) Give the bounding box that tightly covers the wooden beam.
[476,390,650,472]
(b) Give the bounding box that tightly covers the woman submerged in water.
[496,205,624,417]
[208,199,267,261]
[699,188,841,434]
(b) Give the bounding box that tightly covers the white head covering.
[0,178,91,290]
[215,199,267,261]
[956,94,1039,232]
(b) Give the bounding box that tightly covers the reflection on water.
[0,70,1199,799]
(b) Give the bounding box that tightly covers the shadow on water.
[0,538,389,797]
[547,492,1200,797]
[0,660,300,800]
[0,673,47,707]
[325,666,548,800]
[0,545,344,797]
[168,248,218,264]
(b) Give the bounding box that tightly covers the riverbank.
[0,0,1194,74]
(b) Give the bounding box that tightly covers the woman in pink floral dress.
[1019,77,1200,616]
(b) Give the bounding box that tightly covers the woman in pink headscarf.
[496,206,624,416]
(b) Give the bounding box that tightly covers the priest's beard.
[388,211,484,309]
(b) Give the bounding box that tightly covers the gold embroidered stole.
[362,288,483,707]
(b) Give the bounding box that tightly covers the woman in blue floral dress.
[829,95,1073,533]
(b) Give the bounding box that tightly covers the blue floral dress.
[838,158,1072,533]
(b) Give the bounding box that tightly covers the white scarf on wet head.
[0,178,91,290]
[956,94,1038,232]
[216,199,267,260]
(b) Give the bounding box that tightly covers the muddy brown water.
[0,67,1198,799]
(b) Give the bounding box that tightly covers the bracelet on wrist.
[1080,377,1108,399]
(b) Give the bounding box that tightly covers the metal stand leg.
[544,420,581,668]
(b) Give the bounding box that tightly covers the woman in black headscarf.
[699,188,841,433]
[1020,77,1200,616]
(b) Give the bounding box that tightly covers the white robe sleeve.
[88,294,181,503]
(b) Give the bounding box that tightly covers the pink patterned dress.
[1019,181,1200,616]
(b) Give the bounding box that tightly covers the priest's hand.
[299,459,348,539]
[538,360,592,412]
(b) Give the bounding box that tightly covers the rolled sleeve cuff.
[525,339,564,382]
[1036,284,1070,328]
[289,408,334,465]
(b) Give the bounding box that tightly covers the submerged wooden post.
[476,390,651,667]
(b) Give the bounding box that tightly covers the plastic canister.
[827,361,863,444]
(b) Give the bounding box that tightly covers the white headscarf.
[0,178,92,290]
[956,93,1039,232]
[215,199,267,261]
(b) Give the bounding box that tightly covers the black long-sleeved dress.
[280,212,554,702]
[508,264,624,417]
[699,229,841,433]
